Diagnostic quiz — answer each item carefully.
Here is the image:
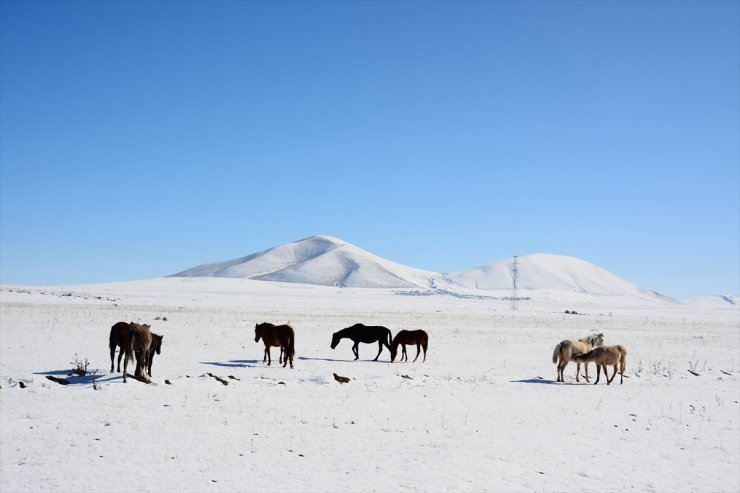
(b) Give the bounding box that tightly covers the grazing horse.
[110,322,162,377]
[123,323,156,382]
[391,330,428,363]
[331,323,392,361]
[552,333,604,383]
[254,322,295,368]
[574,345,628,385]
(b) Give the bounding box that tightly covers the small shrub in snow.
[70,353,96,377]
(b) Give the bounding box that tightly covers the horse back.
[394,329,427,345]
[358,325,391,343]
[128,323,153,353]
[262,324,294,346]
[110,321,133,349]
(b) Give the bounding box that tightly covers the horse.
[145,332,163,377]
[573,345,628,385]
[110,322,162,377]
[391,330,428,362]
[254,322,295,368]
[109,321,136,373]
[331,323,392,361]
[123,323,162,382]
[552,333,604,383]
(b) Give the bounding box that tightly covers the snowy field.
[1,277,738,492]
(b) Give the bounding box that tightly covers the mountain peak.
[172,235,435,288]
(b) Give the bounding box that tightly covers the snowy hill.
[172,235,437,289]
[684,295,739,308]
[440,253,677,303]
[172,236,682,304]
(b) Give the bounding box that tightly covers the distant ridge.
[439,253,677,303]
[684,295,739,307]
[172,235,679,303]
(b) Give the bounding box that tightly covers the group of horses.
[109,319,625,386]
[108,321,163,382]
[257,322,429,367]
[108,321,428,382]
[552,332,628,384]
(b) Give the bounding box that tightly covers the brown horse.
[391,330,428,362]
[123,323,162,382]
[110,322,162,377]
[552,333,604,383]
[255,322,295,368]
[109,321,135,372]
[574,345,628,384]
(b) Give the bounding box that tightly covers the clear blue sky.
[1,0,738,300]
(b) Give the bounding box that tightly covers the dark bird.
[333,373,350,384]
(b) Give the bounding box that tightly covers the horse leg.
[413,344,421,362]
[139,350,150,380]
[373,340,383,361]
[559,359,568,383]
[117,347,125,373]
[575,361,581,383]
[594,365,601,385]
[122,350,129,383]
[583,362,590,383]
[352,342,359,360]
[279,346,284,365]
[422,343,427,362]
[148,351,155,378]
[607,365,617,385]
[266,346,272,366]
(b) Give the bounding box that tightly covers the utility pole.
[511,255,519,311]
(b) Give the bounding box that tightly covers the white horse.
[552,333,604,382]
[574,345,628,385]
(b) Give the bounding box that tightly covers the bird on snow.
[333,373,350,384]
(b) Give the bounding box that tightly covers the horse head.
[330,332,340,349]
[151,333,163,355]
[592,333,605,347]
[254,323,263,343]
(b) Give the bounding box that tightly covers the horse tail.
[552,343,562,364]
[287,330,296,358]
[124,329,135,365]
[109,325,118,352]
[386,328,392,347]
[618,345,627,368]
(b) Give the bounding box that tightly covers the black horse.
[331,323,392,361]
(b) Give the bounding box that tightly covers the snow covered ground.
[1,277,738,492]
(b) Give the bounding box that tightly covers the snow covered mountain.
[441,253,676,303]
[684,295,739,308]
[172,236,678,303]
[171,235,437,289]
